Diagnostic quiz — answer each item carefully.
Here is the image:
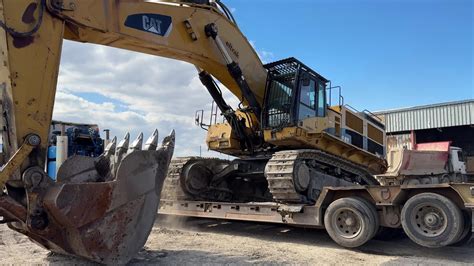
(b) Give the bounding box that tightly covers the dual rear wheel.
[324,193,471,248]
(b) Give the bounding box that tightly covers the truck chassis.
[159,183,474,248]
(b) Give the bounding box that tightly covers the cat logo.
[142,15,162,34]
[125,13,173,37]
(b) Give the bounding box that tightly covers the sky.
[53,0,473,157]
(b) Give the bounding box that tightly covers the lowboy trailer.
[159,183,474,248]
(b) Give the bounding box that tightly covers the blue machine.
[47,121,105,180]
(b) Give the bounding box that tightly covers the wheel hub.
[424,213,441,227]
[345,217,355,226]
[413,205,447,236]
[334,209,362,238]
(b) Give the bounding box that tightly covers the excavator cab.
[262,58,387,174]
[263,58,329,130]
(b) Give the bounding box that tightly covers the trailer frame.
[159,183,474,232]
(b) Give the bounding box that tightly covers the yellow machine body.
[207,104,386,174]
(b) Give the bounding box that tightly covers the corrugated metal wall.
[386,134,412,150]
[379,100,474,133]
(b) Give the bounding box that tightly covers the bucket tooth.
[128,132,144,153]
[104,136,117,157]
[113,132,130,174]
[144,129,159,150]
[116,132,130,151]
[94,136,117,181]
[158,130,175,155]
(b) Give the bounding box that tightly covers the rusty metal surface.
[0,195,27,222]
[0,131,175,264]
[450,183,474,206]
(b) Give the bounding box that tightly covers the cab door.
[297,73,326,121]
[297,74,317,121]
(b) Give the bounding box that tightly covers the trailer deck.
[159,200,324,228]
[159,183,474,235]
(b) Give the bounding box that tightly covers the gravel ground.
[0,214,472,265]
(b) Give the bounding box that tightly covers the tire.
[324,197,379,248]
[357,197,380,239]
[450,211,472,246]
[401,193,464,248]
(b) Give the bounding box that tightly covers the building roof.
[374,99,474,133]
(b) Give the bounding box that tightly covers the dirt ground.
[0,214,472,265]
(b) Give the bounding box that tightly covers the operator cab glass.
[298,73,327,120]
[263,58,328,129]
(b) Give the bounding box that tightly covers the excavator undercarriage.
[162,149,379,205]
[162,157,271,203]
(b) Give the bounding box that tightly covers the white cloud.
[54,41,239,158]
[54,38,272,159]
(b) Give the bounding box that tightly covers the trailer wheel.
[324,197,378,248]
[450,211,472,246]
[401,193,464,248]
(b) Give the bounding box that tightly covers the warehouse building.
[375,99,474,173]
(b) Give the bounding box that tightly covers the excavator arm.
[0,0,266,263]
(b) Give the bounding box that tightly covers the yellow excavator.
[1,0,472,264]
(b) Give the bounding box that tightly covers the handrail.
[327,81,344,106]
[363,109,383,122]
[344,104,360,113]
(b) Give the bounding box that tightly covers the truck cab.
[449,146,467,174]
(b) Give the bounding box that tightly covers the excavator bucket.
[2,130,174,264]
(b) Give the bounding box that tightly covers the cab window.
[298,78,316,120]
[317,82,326,117]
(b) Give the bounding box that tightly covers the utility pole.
[103,129,111,147]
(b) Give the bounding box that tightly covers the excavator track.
[161,157,229,200]
[265,149,379,203]
[161,157,195,200]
